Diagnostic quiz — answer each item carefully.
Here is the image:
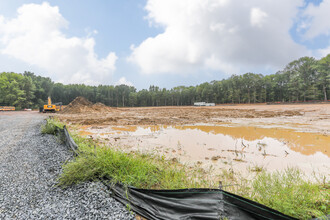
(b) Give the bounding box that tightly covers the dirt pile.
[60,97,112,114]
[71,96,93,106]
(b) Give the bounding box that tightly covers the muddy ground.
[57,103,330,134]
[56,102,330,180]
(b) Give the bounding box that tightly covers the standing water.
[80,124,330,179]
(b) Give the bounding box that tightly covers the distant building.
[194,102,206,106]
[194,102,215,106]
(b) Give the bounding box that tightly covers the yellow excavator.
[43,97,62,113]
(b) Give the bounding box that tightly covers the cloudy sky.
[0,0,329,89]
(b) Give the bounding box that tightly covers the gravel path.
[0,112,134,219]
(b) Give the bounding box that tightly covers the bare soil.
[60,96,115,114]
[55,100,330,179]
[57,102,330,134]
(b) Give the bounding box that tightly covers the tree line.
[0,55,329,109]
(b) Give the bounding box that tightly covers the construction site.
[55,97,329,180]
[1,1,329,217]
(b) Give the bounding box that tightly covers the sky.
[0,0,329,89]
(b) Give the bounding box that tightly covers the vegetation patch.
[246,169,329,219]
[41,118,64,135]
[58,131,208,189]
[45,119,329,219]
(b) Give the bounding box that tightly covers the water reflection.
[109,125,329,157]
[80,124,330,177]
[174,125,330,157]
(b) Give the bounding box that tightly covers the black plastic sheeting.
[56,125,297,220]
[55,125,78,155]
[103,182,297,220]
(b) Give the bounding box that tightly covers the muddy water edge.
[57,104,330,183]
[77,124,329,182]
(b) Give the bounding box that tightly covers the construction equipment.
[54,102,63,112]
[43,97,62,113]
[0,106,15,111]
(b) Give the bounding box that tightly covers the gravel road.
[0,112,134,219]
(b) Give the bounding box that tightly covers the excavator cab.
[43,97,57,113]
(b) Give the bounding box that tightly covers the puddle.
[174,125,329,157]
[80,125,330,178]
[111,126,138,132]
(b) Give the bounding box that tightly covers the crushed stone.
[0,112,134,219]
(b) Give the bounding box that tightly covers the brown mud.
[56,100,330,179]
[58,103,329,134]
[76,124,330,179]
[58,105,303,125]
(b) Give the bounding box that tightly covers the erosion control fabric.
[105,183,296,220]
[58,126,296,220]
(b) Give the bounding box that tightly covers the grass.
[41,118,65,135]
[59,132,209,189]
[245,169,329,219]
[45,118,329,219]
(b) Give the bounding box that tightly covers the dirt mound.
[92,102,114,112]
[70,96,93,106]
[60,97,112,114]
[93,102,106,107]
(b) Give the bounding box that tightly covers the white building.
[194,102,206,106]
[194,102,215,106]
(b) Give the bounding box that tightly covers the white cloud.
[115,77,133,87]
[0,2,117,85]
[250,8,268,28]
[302,0,330,39]
[129,0,307,75]
[318,45,330,57]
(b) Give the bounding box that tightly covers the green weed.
[58,132,208,189]
[244,168,329,219]
[249,164,265,173]
[41,118,64,135]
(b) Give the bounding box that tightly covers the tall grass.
[59,133,208,189]
[45,119,329,219]
[245,169,329,219]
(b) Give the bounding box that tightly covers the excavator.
[42,97,62,113]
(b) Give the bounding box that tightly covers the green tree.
[21,76,36,108]
[315,54,330,101]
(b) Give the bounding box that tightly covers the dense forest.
[0,55,329,109]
